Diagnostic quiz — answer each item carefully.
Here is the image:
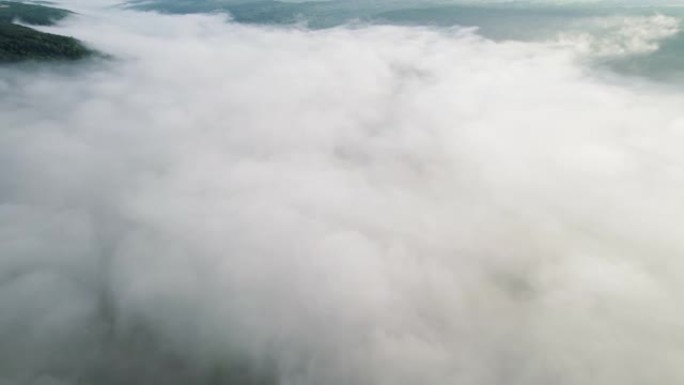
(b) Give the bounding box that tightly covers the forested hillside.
[0,1,93,62]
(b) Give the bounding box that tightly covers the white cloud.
[3,4,684,385]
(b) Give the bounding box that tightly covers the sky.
[3,1,684,385]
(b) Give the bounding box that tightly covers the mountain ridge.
[0,1,94,63]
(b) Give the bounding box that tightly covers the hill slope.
[0,1,93,63]
[0,1,72,25]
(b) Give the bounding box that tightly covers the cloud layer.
[3,4,684,385]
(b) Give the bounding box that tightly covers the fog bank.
[2,4,684,385]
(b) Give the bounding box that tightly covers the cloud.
[3,4,684,385]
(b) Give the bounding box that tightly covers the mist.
[3,2,684,384]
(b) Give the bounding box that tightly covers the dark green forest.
[0,1,72,25]
[0,1,93,62]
